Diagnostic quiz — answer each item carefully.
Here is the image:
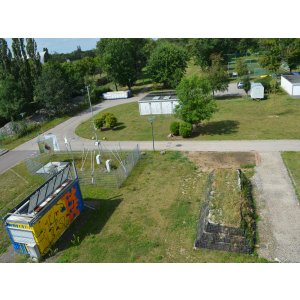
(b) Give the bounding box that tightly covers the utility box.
[250,82,264,99]
[3,162,84,259]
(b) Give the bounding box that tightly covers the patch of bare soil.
[186,151,257,171]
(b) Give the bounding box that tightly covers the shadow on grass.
[192,120,240,137]
[113,122,126,131]
[45,195,123,258]
[277,109,296,116]
[214,94,245,100]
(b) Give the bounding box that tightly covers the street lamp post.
[86,85,99,143]
[148,116,156,151]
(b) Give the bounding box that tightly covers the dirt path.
[252,152,300,262]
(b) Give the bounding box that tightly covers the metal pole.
[86,85,99,143]
[151,121,155,151]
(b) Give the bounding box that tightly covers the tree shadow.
[192,120,240,137]
[277,109,296,116]
[113,122,126,131]
[214,94,245,100]
[44,195,123,258]
[134,78,153,86]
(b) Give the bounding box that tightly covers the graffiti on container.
[32,182,84,254]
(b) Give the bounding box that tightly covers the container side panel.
[32,181,84,255]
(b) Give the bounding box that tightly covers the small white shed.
[281,75,300,96]
[250,82,264,99]
[138,92,179,115]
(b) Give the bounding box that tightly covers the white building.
[281,75,300,96]
[138,91,179,115]
[250,82,264,99]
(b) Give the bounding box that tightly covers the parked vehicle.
[237,81,244,89]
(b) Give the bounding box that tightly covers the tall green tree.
[147,43,188,88]
[279,39,300,72]
[0,75,26,121]
[259,39,282,73]
[11,38,34,104]
[235,58,249,78]
[175,75,217,125]
[62,56,97,96]
[191,38,236,68]
[206,54,230,97]
[34,62,71,116]
[97,38,149,90]
[243,76,251,95]
[26,38,42,82]
[0,38,12,78]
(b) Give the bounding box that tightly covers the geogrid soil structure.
[194,169,256,254]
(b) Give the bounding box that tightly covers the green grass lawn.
[76,94,300,141]
[48,152,265,263]
[282,152,300,201]
[0,151,266,262]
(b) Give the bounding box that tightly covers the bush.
[170,121,180,135]
[179,122,193,138]
[95,112,118,129]
[105,113,117,128]
[95,116,105,129]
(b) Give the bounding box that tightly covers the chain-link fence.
[25,144,141,189]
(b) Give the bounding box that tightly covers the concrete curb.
[0,149,9,156]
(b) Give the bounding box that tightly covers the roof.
[251,82,264,88]
[139,91,178,102]
[282,75,300,84]
[4,162,75,225]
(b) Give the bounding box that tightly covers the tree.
[206,54,230,97]
[243,76,251,95]
[0,75,26,121]
[62,56,97,96]
[175,75,218,125]
[34,62,71,116]
[147,43,188,88]
[236,38,259,54]
[97,38,149,90]
[191,38,236,68]
[0,38,12,79]
[279,39,300,72]
[259,39,282,73]
[11,38,33,103]
[235,58,249,78]
[26,38,42,82]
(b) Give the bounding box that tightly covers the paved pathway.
[252,152,300,262]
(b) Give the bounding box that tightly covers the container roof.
[282,75,300,84]
[251,82,264,87]
[139,91,178,102]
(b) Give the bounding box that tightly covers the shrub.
[170,121,180,135]
[95,112,118,129]
[95,116,105,129]
[179,122,193,138]
[105,113,117,128]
